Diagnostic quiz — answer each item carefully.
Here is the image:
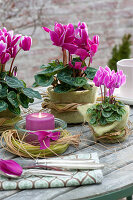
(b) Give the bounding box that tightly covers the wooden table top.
[0,95,133,200]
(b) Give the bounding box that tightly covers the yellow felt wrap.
[47,85,98,104]
[77,104,130,136]
[43,85,97,124]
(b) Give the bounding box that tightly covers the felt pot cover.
[47,86,97,124]
[0,109,21,133]
[78,103,130,142]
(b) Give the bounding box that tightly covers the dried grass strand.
[1,129,80,158]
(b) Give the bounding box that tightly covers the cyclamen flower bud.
[19,36,32,51]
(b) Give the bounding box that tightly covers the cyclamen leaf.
[0,72,6,79]
[90,116,96,125]
[8,103,20,115]
[102,103,108,109]
[97,111,101,119]
[29,98,34,103]
[54,84,76,93]
[117,101,125,107]
[7,91,19,108]
[17,93,29,108]
[40,64,46,69]
[83,83,93,90]
[104,107,111,112]
[117,108,126,115]
[0,100,8,112]
[37,64,65,76]
[32,82,39,87]
[35,74,54,87]
[92,113,97,118]
[109,104,118,111]
[102,110,113,118]
[99,117,107,125]
[96,104,101,111]
[0,84,7,98]
[20,80,27,88]
[57,69,87,87]
[6,76,24,88]
[114,114,122,121]
[84,67,97,80]
[22,88,41,99]
[71,57,82,65]
[87,108,93,114]
[106,113,121,123]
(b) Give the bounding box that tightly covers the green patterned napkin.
[0,153,103,190]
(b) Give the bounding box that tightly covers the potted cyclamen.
[78,66,130,143]
[33,22,99,123]
[0,27,41,132]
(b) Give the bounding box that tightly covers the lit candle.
[26,113,55,131]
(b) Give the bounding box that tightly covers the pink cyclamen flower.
[0,27,32,66]
[0,52,11,64]
[0,159,23,176]
[113,70,126,88]
[29,131,60,150]
[74,22,99,61]
[92,35,99,45]
[93,66,108,87]
[43,22,77,54]
[19,36,32,51]
[93,65,126,96]
[69,61,87,71]
[0,40,7,55]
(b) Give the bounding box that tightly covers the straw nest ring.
[1,129,80,158]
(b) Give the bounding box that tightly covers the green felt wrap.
[77,103,130,137]
[46,85,97,124]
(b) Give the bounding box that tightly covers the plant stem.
[100,86,103,102]
[104,85,107,102]
[62,48,67,66]
[69,52,72,62]
[109,88,111,103]
[0,64,5,72]
[88,57,91,67]
[73,68,76,77]
[9,48,21,76]
[81,57,87,66]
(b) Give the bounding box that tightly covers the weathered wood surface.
[0,96,133,200]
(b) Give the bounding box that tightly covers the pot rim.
[48,85,96,95]
[117,58,133,67]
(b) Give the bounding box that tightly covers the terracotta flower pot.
[42,85,97,124]
[0,109,22,134]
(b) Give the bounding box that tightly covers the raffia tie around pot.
[1,129,80,158]
[77,104,130,143]
[42,86,97,124]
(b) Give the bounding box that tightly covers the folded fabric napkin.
[0,153,103,190]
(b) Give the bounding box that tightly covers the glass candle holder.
[15,118,67,145]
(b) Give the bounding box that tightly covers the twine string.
[42,101,86,112]
[1,129,80,158]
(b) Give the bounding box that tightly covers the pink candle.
[26,113,55,131]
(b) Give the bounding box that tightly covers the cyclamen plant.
[0,27,41,115]
[87,66,126,126]
[34,22,99,93]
